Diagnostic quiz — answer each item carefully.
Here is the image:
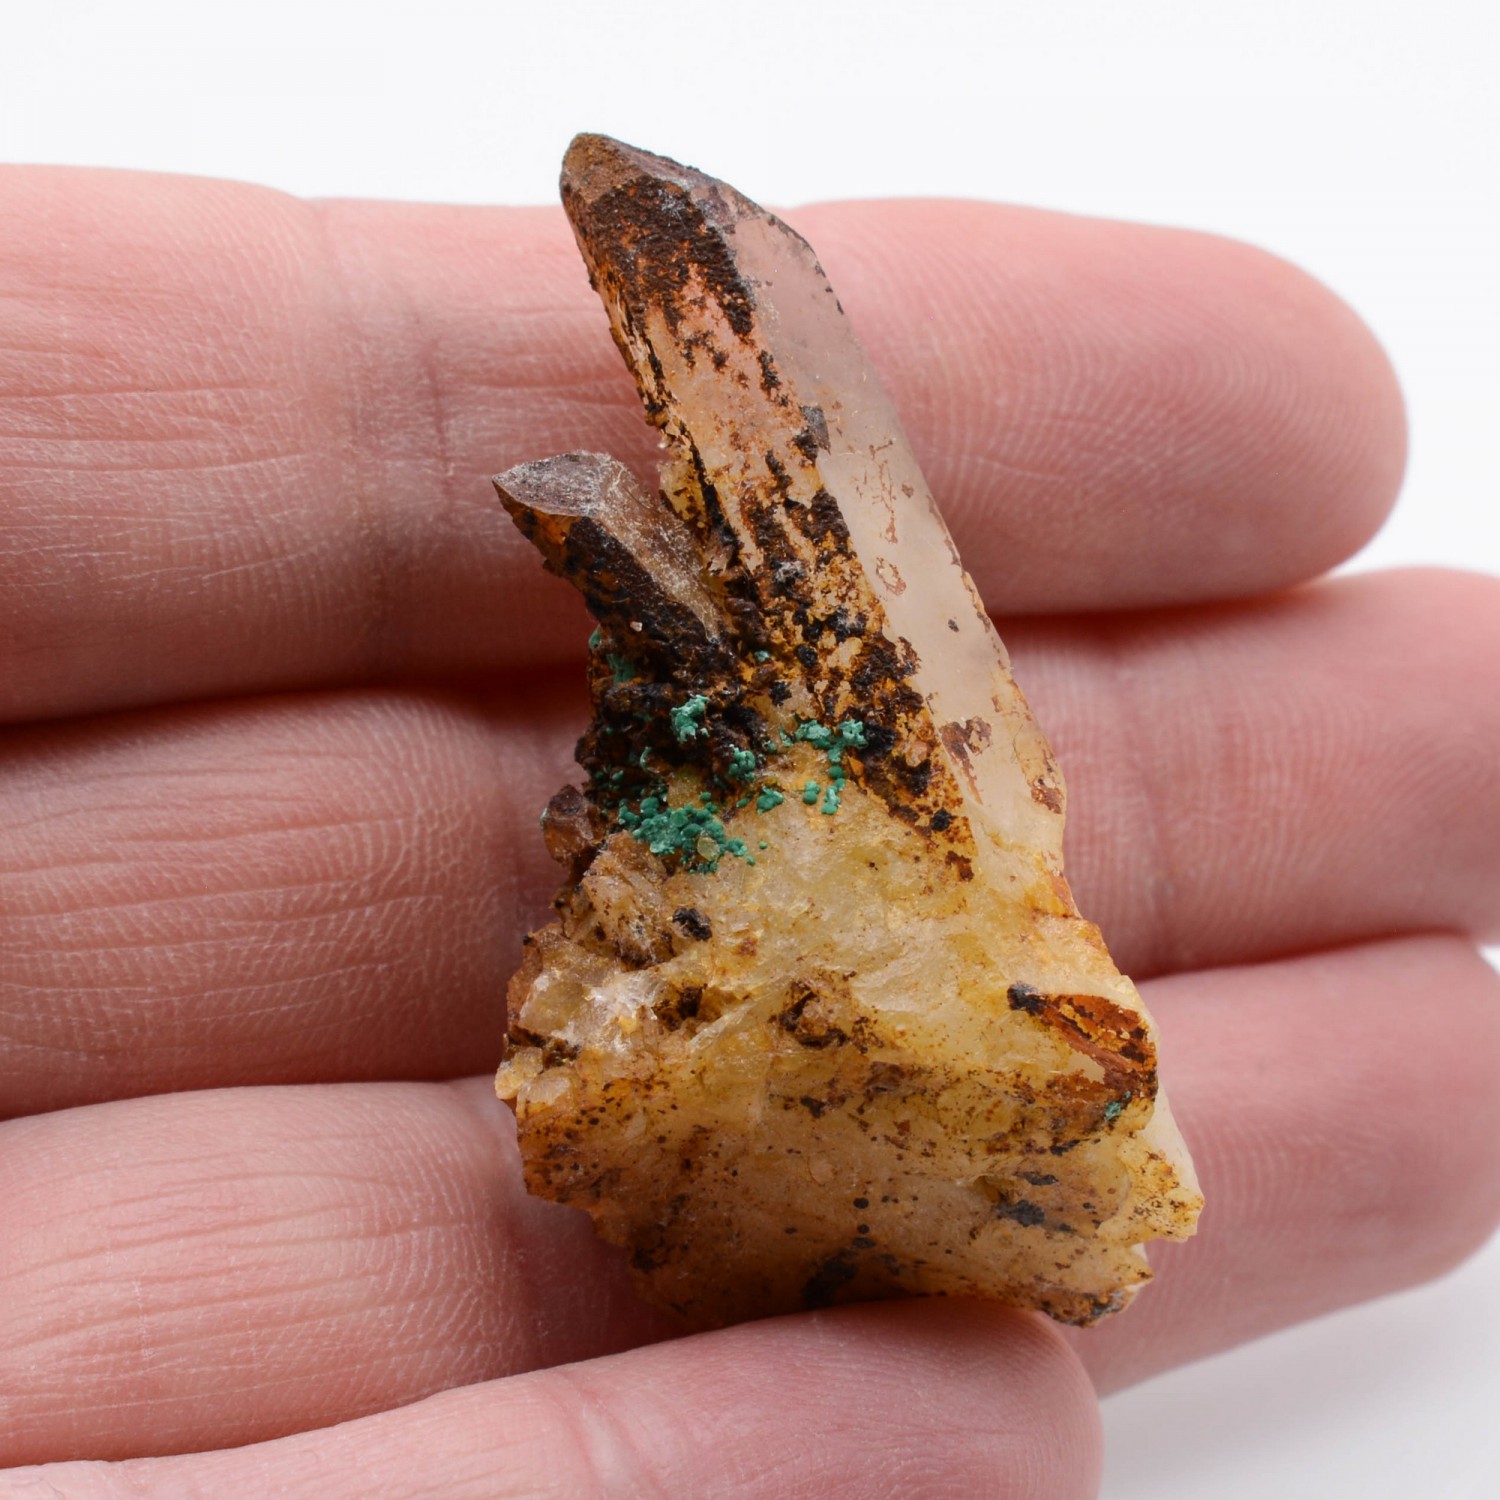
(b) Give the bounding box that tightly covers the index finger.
[0,167,1404,722]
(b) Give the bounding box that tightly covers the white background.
[4,2,1497,1494]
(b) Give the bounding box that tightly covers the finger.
[2,937,1495,1465]
[0,166,1403,722]
[7,572,1500,1117]
[799,195,1403,615]
[1011,566,1500,977]
[0,1303,1101,1500]
[1066,936,1500,1391]
[0,685,574,1118]
[0,1077,672,1467]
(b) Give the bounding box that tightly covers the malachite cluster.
[617,793,752,871]
[669,694,709,742]
[608,711,873,871]
[784,717,866,816]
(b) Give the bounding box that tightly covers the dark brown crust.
[561,154,758,343]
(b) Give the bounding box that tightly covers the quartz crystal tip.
[562,132,706,199]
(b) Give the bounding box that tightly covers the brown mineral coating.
[494,452,731,663]
[495,135,1202,1330]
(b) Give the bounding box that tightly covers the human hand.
[2,170,1497,1497]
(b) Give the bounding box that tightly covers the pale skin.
[1,168,1498,1499]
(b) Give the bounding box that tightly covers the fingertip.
[1184,227,1409,581]
[795,199,1408,610]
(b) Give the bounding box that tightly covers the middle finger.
[2,569,1497,1114]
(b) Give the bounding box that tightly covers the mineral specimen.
[494,134,1202,1328]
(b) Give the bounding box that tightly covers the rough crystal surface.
[495,134,1202,1328]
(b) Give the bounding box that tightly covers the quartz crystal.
[495,135,1202,1328]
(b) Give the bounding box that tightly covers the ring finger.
[1,935,1496,1467]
